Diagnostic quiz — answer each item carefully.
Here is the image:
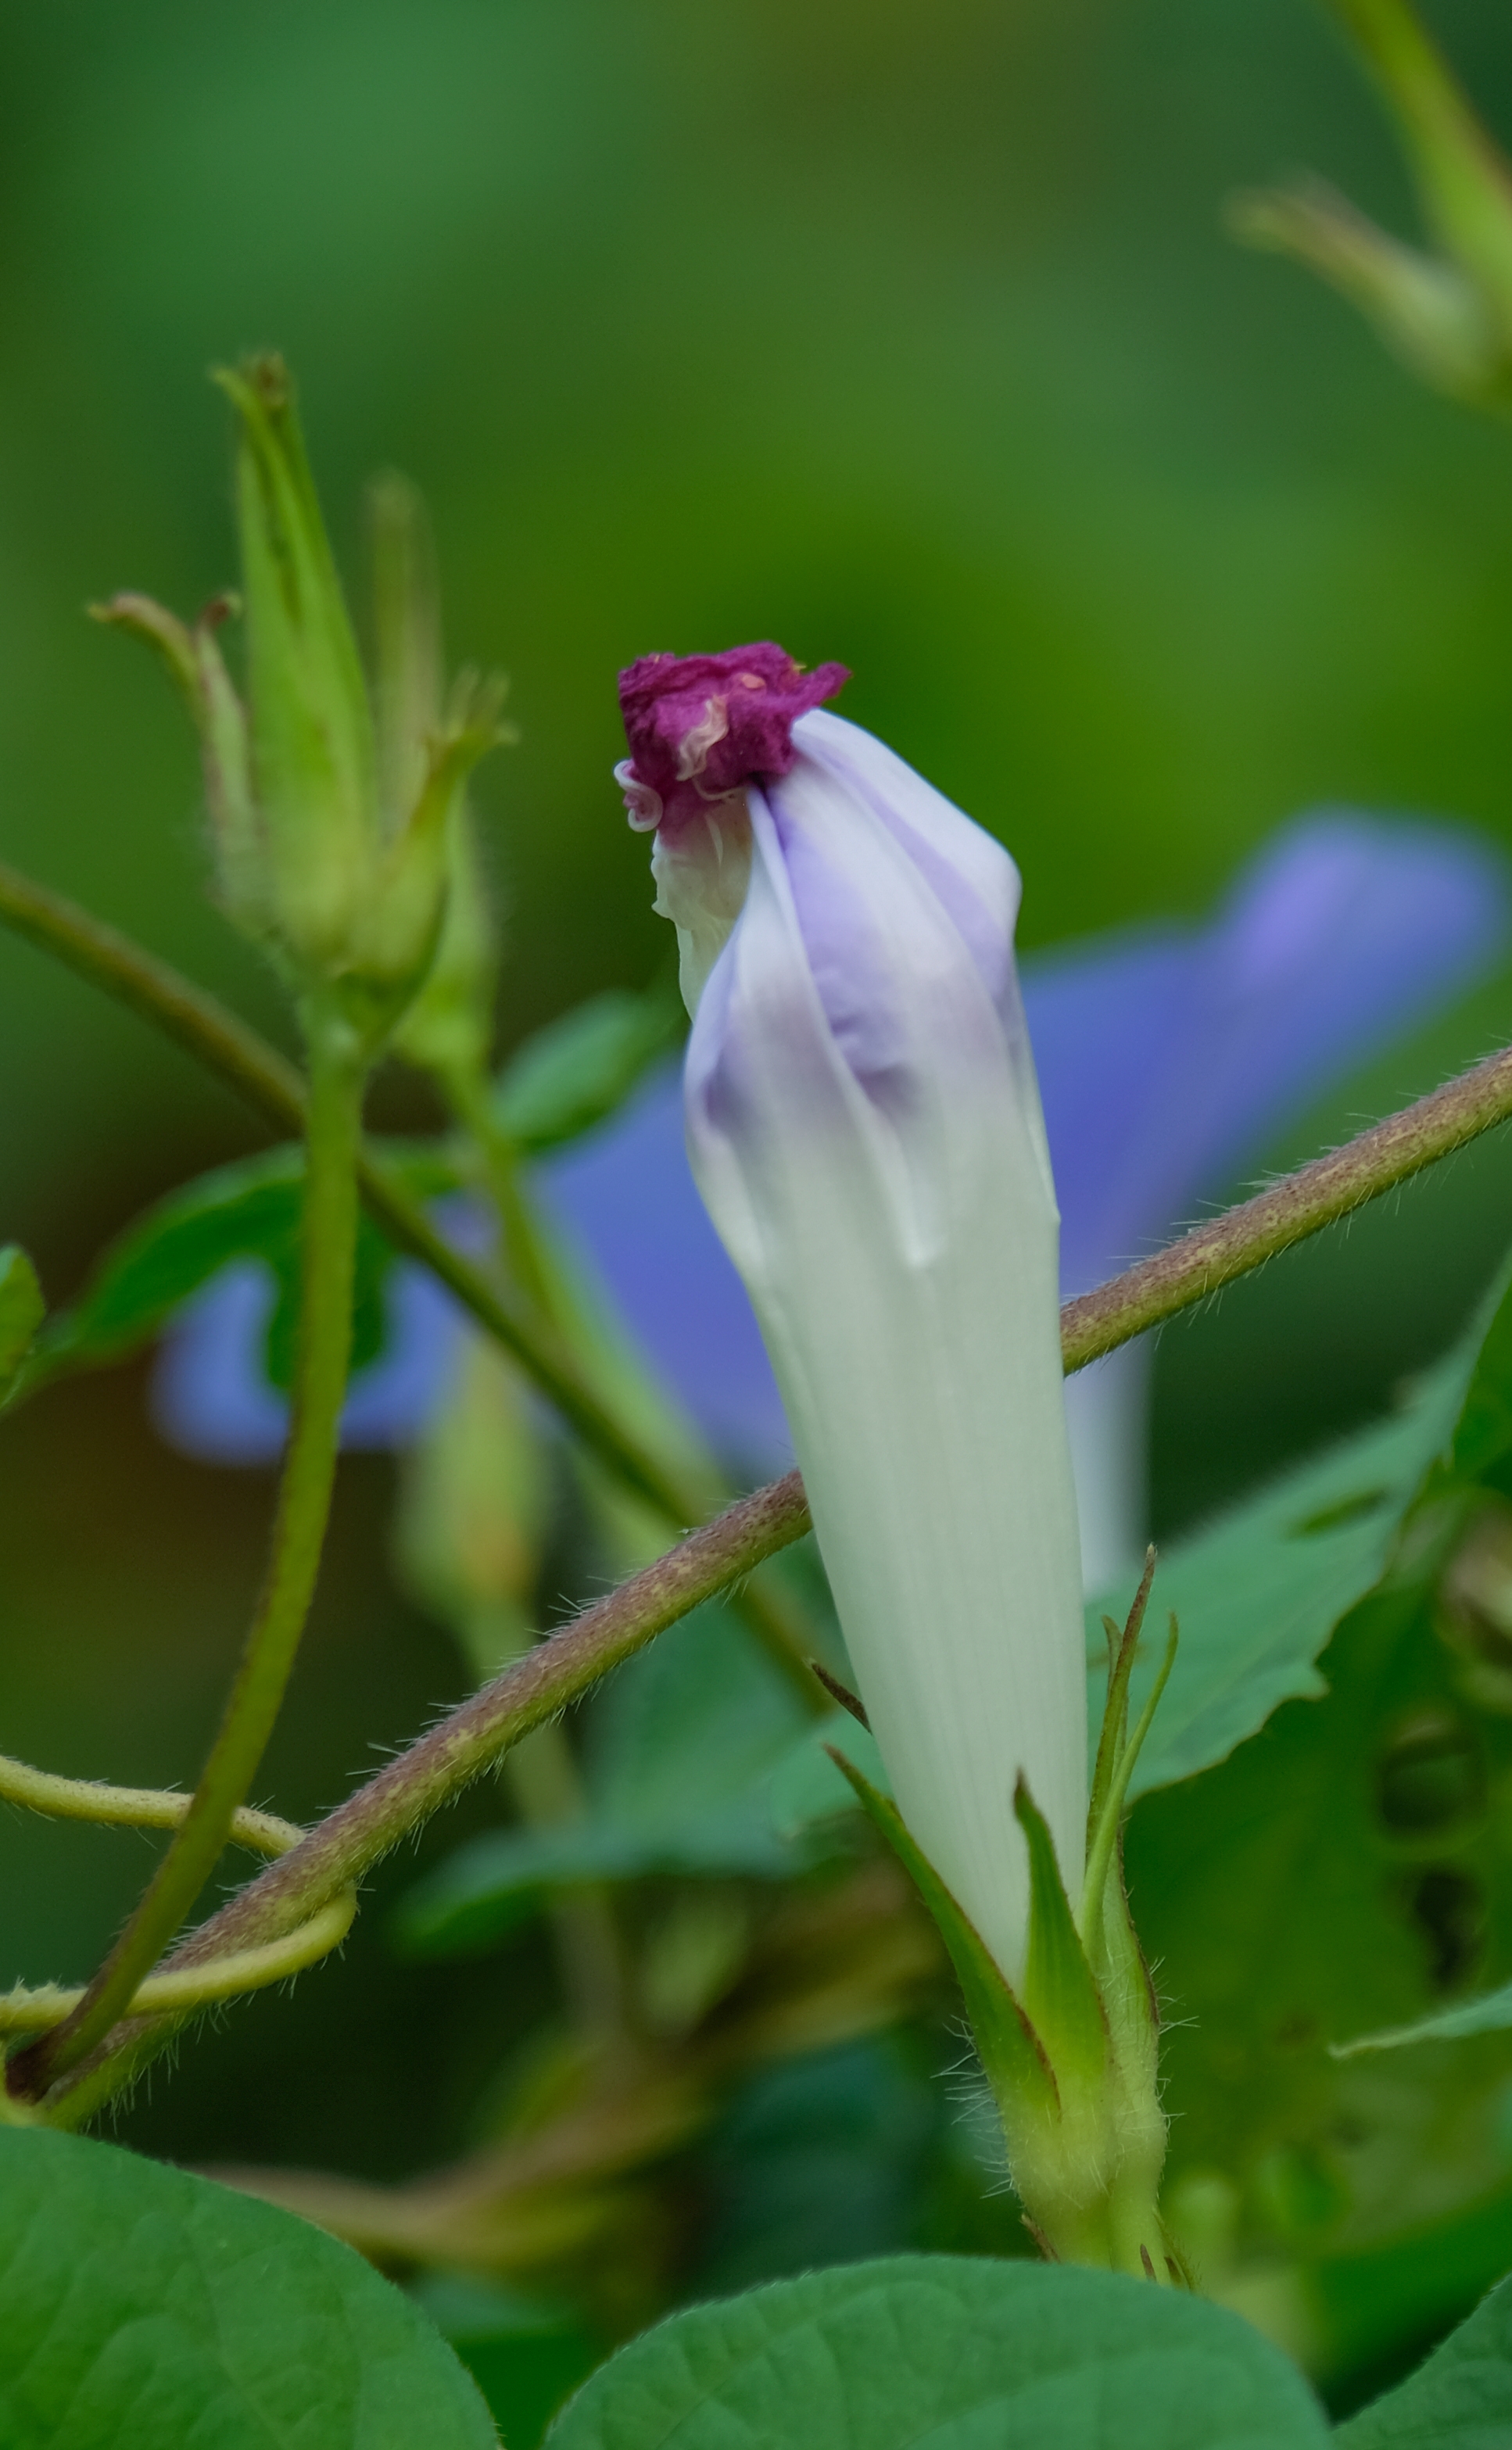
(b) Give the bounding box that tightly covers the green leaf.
[0,1246,45,1396]
[543,2254,1328,2449]
[1096,1331,1482,1805]
[495,986,682,1155]
[773,1341,1474,1850]
[1015,1777,1107,2089]
[0,2127,496,2448]
[1336,2271,1512,2446]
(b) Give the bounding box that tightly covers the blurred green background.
[5,0,1512,2248]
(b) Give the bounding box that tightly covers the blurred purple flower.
[152,808,1507,1581]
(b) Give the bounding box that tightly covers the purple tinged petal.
[673,711,1087,1986]
[534,1064,792,1473]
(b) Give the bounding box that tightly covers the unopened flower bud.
[618,643,1084,1987]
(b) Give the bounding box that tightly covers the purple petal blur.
[1036,809,1510,1297]
[152,1233,474,1465]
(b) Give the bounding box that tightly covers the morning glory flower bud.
[616,646,1085,1986]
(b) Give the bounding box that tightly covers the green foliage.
[1336,2271,1512,2446]
[543,2255,1328,2448]
[493,983,683,1155]
[0,2128,496,2448]
[1100,1331,1482,1806]
[1128,1260,1512,2370]
[827,1750,1056,2129]
[0,1245,45,1399]
[24,1144,453,1397]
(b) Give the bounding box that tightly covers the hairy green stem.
[0,1752,303,1858]
[1057,1038,1512,1366]
[11,1027,365,2095]
[0,1891,357,2040]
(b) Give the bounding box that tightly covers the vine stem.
[10,1022,366,2097]
[8,856,1512,2115]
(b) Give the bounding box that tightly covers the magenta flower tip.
[615,643,849,833]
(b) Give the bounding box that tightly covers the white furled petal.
[650,804,753,1017]
[682,706,1085,1986]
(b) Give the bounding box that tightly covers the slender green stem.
[0,1890,357,2035]
[44,1470,814,2123]
[441,1051,822,1705]
[10,1025,365,2097]
[0,1752,303,1858]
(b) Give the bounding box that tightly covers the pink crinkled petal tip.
[615,643,849,832]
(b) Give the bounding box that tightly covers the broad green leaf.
[772,1336,1475,1845]
[0,2127,496,2449]
[1133,1571,1512,2377]
[396,1603,817,1957]
[1096,1341,1477,1805]
[543,2253,1328,2449]
[495,987,681,1155]
[0,1245,45,1396]
[1336,2270,1512,2445]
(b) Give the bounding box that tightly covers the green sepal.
[1015,1776,1109,2095]
[213,354,377,973]
[1086,1549,1155,1842]
[824,1746,1058,2125]
[92,592,262,930]
[0,1248,45,1403]
[1081,1612,1179,1975]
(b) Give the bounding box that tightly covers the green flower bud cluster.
[1230,0,1512,419]
[99,357,511,1059]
